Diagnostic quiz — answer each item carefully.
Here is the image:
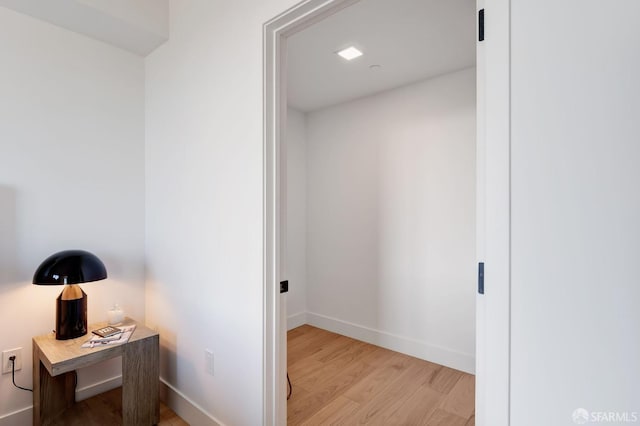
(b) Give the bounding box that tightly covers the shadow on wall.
[0,185,19,286]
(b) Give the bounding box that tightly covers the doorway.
[263,0,511,424]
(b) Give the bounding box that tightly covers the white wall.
[0,6,145,423]
[303,68,476,373]
[286,108,307,328]
[510,1,640,425]
[144,1,299,425]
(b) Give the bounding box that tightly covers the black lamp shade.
[33,250,107,340]
[33,250,107,285]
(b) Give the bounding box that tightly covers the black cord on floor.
[287,372,292,400]
[10,356,33,393]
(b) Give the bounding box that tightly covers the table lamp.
[33,250,107,340]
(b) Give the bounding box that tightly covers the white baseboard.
[306,311,475,374]
[0,406,31,426]
[0,376,123,426]
[0,377,224,426]
[76,375,122,401]
[160,378,223,426]
[287,311,307,330]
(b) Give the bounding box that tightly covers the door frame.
[263,0,511,424]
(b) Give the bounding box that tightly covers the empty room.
[281,0,477,423]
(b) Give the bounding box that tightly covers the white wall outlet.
[205,349,214,375]
[2,348,23,374]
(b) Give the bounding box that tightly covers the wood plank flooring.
[49,386,188,425]
[288,325,475,425]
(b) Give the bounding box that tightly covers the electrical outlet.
[205,349,214,375]
[2,348,23,374]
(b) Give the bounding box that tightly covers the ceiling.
[287,0,476,112]
[0,0,168,56]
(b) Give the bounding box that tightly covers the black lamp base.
[56,285,88,340]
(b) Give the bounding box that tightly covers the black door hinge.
[479,9,485,42]
[280,280,289,294]
[478,263,485,294]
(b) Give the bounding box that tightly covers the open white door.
[476,0,511,425]
[475,1,487,424]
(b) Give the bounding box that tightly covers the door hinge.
[280,280,289,294]
[478,262,484,294]
[478,9,485,42]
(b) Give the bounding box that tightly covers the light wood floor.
[288,325,475,425]
[49,386,188,425]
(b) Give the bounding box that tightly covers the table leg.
[122,334,159,425]
[33,342,75,426]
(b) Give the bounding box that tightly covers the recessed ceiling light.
[336,46,363,61]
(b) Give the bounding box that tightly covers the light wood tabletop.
[33,317,158,376]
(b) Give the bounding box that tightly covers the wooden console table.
[32,317,159,426]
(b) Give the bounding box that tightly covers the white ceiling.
[287,0,476,112]
[0,0,168,56]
